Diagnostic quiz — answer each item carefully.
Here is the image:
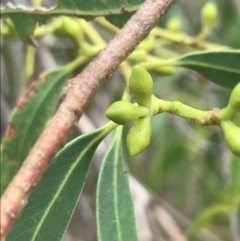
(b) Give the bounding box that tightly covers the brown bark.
[0,0,176,239]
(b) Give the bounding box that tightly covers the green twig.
[79,19,106,48]
[152,27,227,50]
[23,45,36,90]
[152,96,220,126]
[0,0,177,238]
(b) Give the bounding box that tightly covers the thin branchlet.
[0,0,177,239]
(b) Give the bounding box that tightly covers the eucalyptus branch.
[152,96,221,126]
[105,66,240,157]
[0,0,177,239]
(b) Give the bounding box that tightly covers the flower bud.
[220,120,240,157]
[220,83,240,120]
[129,65,153,107]
[201,2,218,28]
[166,17,181,32]
[105,101,149,125]
[228,83,240,113]
[126,116,151,156]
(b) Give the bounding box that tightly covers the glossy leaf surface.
[174,50,240,89]
[6,122,116,241]
[1,0,144,40]
[97,128,138,241]
[1,68,69,194]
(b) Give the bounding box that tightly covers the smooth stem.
[79,19,106,48]
[0,0,177,238]
[196,26,212,42]
[153,96,220,126]
[118,62,133,102]
[103,121,119,135]
[81,42,102,57]
[219,106,234,120]
[23,44,36,90]
[140,56,175,70]
[34,20,62,39]
[95,17,119,34]
[121,86,131,102]
[119,62,132,83]
[152,27,227,49]
[64,55,90,73]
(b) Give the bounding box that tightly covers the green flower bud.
[166,17,181,32]
[220,83,240,120]
[220,121,240,157]
[126,116,151,156]
[201,2,218,28]
[228,83,240,113]
[105,101,149,125]
[129,65,153,107]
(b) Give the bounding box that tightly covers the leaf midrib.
[175,61,240,74]
[113,136,123,241]
[30,127,108,240]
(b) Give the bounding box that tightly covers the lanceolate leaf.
[1,68,69,195]
[6,122,117,241]
[173,50,240,89]
[1,0,144,40]
[97,127,138,241]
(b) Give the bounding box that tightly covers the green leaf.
[1,68,69,195]
[6,122,117,241]
[97,127,138,241]
[58,0,143,14]
[105,12,135,29]
[174,50,240,89]
[1,0,144,40]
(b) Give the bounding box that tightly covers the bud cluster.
[106,65,153,156]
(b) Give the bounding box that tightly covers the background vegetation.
[1,0,240,241]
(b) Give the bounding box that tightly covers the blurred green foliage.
[1,0,239,240]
